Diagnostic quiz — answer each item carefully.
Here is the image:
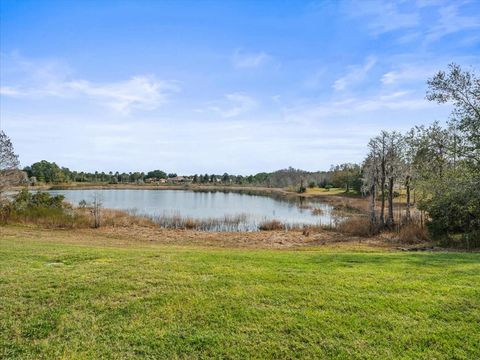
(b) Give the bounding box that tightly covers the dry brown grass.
[98,208,157,228]
[311,208,323,216]
[258,220,285,231]
[395,223,429,244]
[337,216,372,237]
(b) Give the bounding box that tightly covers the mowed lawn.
[1,233,479,359]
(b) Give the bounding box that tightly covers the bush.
[1,188,89,228]
[419,175,480,248]
[337,216,372,237]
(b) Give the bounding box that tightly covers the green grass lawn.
[1,235,479,359]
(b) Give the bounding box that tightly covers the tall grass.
[148,212,251,231]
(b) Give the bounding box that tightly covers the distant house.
[145,177,167,184]
[168,176,192,184]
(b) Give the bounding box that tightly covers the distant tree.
[28,160,66,183]
[146,170,167,179]
[330,163,362,193]
[222,173,229,183]
[167,173,177,178]
[193,174,198,183]
[427,63,479,168]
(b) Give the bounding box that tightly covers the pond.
[47,189,340,231]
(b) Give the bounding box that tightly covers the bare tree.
[362,151,379,233]
[367,132,388,227]
[385,131,403,229]
[0,130,25,195]
[91,192,103,228]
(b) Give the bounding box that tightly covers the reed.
[148,212,251,232]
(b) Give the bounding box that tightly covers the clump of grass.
[337,216,372,237]
[396,223,430,244]
[311,208,323,216]
[258,219,284,231]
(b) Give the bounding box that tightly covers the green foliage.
[330,163,362,192]
[1,189,87,227]
[419,171,480,247]
[25,160,66,183]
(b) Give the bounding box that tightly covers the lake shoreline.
[19,182,369,212]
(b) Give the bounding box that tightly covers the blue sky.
[1,0,479,174]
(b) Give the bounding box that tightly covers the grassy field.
[1,229,479,359]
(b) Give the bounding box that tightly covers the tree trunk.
[386,177,394,228]
[369,183,377,233]
[405,175,411,223]
[380,159,386,227]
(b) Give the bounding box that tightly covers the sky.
[1,0,479,174]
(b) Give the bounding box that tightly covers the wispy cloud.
[66,76,177,114]
[333,56,377,91]
[346,0,419,35]
[204,93,258,118]
[381,64,437,85]
[285,90,436,125]
[425,3,480,42]
[346,0,480,44]
[0,54,178,114]
[232,49,270,68]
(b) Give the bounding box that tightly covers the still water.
[47,189,339,230]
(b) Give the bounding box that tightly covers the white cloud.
[425,3,480,42]
[333,56,377,91]
[1,54,178,114]
[232,49,270,68]
[285,90,437,125]
[67,76,177,114]
[346,1,420,35]
[207,93,258,118]
[381,64,437,85]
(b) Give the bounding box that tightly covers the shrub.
[258,220,284,231]
[419,175,480,248]
[2,188,89,228]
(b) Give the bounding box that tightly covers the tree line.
[21,161,358,189]
[362,64,479,244]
